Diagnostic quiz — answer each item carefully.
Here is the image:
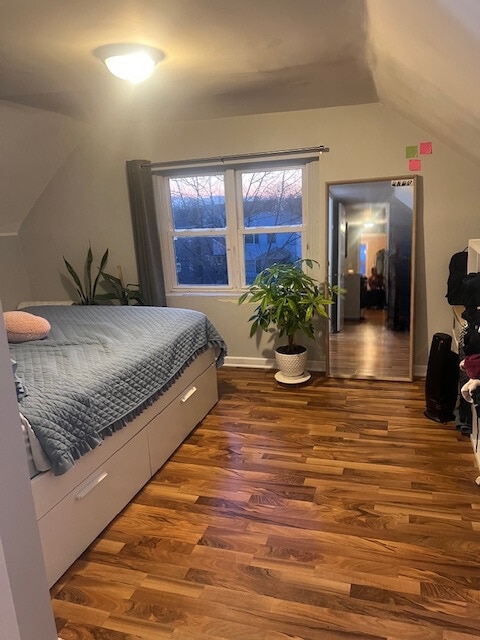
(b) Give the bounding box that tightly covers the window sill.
[166,290,244,297]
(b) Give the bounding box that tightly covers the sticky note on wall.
[419,141,432,154]
[409,158,422,171]
[406,145,418,158]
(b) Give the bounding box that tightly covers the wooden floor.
[53,368,480,640]
[329,309,411,380]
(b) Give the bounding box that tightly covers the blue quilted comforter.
[10,305,226,475]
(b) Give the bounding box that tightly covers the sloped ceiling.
[0,0,480,233]
[1,0,478,142]
[0,0,376,121]
[367,0,480,166]
[0,102,86,233]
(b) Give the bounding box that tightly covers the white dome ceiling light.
[94,44,165,84]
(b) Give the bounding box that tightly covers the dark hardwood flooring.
[329,309,411,380]
[53,368,480,640]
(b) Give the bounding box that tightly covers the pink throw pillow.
[3,311,51,343]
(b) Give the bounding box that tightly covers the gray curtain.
[125,160,166,306]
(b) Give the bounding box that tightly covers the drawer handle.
[181,386,197,403]
[75,471,108,500]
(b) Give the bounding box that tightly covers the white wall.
[18,103,480,369]
[0,235,31,310]
[0,101,86,234]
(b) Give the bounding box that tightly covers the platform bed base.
[31,349,218,587]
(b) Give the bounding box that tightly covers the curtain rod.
[142,145,329,170]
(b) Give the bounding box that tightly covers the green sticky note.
[406,145,418,158]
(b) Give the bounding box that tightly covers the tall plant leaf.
[86,245,93,300]
[64,247,110,304]
[63,258,86,303]
[92,249,109,299]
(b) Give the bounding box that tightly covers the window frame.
[153,157,317,294]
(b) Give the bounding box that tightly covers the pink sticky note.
[409,159,422,171]
[419,141,432,155]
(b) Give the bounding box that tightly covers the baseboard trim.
[224,356,427,379]
[223,356,326,372]
[414,365,427,378]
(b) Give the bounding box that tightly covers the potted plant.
[238,259,340,383]
[63,246,109,305]
[96,268,145,306]
[63,246,144,306]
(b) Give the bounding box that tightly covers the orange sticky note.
[409,159,422,171]
[419,141,432,155]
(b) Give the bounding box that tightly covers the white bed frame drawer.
[148,362,218,473]
[37,429,150,586]
[31,349,216,520]
[32,348,220,587]
[31,414,148,520]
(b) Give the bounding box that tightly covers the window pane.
[244,232,302,284]
[169,175,226,230]
[174,236,228,285]
[242,169,302,228]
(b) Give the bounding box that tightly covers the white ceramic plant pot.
[274,346,311,384]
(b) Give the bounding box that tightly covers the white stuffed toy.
[461,378,480,403]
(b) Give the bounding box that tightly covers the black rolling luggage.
[424,333,459,423]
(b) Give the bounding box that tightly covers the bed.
[9,304,227,587]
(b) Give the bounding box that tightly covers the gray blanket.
[10,305,226,475]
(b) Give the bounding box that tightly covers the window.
[169,175,228,286]
[154,159,315,292]
[242,169,303,285]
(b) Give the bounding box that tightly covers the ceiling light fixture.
[94,43,165,84]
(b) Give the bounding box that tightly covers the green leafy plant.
[238,259,341,354]
[96,270,145,306]
[63,246,109,305]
